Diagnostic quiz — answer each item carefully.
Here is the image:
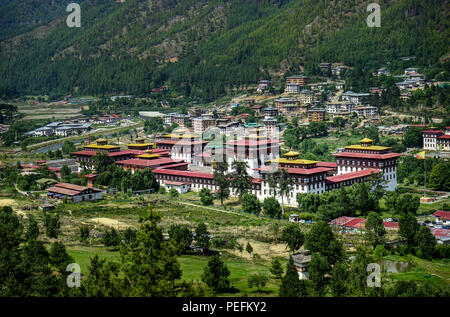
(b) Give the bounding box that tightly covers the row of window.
[337,159,395,167]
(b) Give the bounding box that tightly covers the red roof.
[252,178,262,184]
[157,162,189,169]
[148,148,171,154]
[316,161,337,168]
[329,216,354,226]
[55,182,89,191]
[345,218,366,229]
[153,169,213,179]
[165,180,189,186]
[116,158,182,168]
[255,166,332,175]
[383,222,399,229]
[430,228,450,238]
[438,134,450,139]
[334,152,402,160]
[422,130,443,134]
[20,163,60,172]
[72,149,147,157]
[226,139,281,146]
[433,210,450,220]
[326,169,380,183]
[330,217,399,230]
[108,149,146,157]
[71,150,96,156]
[21,164,39,169]
[47,186,80,196]
[196,152,212,157]
[155,140,208,145]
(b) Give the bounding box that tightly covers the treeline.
[283,119,328,150]
[1,1,448,101]
[278,219,449,297]
[0,205,206,296]
[92,152,160,192]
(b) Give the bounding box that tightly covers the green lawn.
[382,255,450,288]
[67,246,283,296]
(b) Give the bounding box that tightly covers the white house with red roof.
[422,128,450,151]
[433,211,450,226]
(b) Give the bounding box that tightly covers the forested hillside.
[0,0,448,101]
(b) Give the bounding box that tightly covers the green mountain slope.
[0,0,448,100]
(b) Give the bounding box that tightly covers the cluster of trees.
[296,181,382,220]
[278,220,449,297]
[428,162,450,191]
[144,117,179,135]
[384,192,420,215]
[168,222,211,255]
[0,103,17,124]
[396,212,450,260]
[0,206,75,296]
[92,153,160,192]
[1,0,449,104]
[283,119,328,150]
[397,156,441,187]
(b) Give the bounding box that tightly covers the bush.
[210,236,238,250]
[242,193,261,215]
[434,244,450,259]
[374,244,388,258]
[199,188,214,206]
[79,225,90,243]
[43,213,60,239]
[262,197,281,219]
[169,188,179,198]
[101,228,121,250]
[201,255,230,292]
[248,273,269,292]
[168,224,193,253]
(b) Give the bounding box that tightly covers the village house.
[422,128,450,151]
[285,83,302,93]
[326,101,353,114]
[319,63,332,73]
[47,182,103,202]
[353,106,378,117]
[291,250,311,280]
[286,75,308,86]
[341,91,371,104]
[307,108,326,122]
[433,211,450,226]
[192,115,216,135]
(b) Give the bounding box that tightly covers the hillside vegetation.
[0,0,449,100]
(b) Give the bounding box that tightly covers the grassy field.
[67,246,284,296]
[382,255,450,288]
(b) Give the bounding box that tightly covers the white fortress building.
[333,138,402,191]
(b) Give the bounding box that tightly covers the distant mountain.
[0,0,448,100]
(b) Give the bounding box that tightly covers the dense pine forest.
[0,0,449,101]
